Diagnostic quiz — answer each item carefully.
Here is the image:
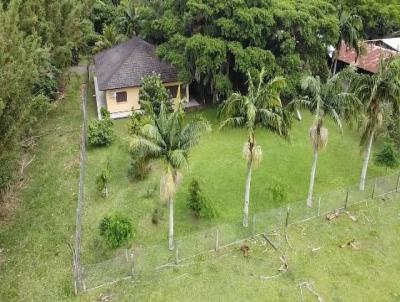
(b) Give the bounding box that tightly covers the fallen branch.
[261,233,278,251]
[260,274,280,281]
[298,282,324,302]
[344,211,357,222]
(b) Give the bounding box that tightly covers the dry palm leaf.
[310,125,328,150]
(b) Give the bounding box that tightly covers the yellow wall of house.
[106,87,140,113]
[105,81,184,114]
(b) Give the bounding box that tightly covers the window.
[166,85,178,98]
[116,91,127,102]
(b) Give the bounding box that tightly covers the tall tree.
[355,59,400,191]
[331,6,363,75]
[93,24,125,53]
[291,69,361,206]
[130,102,210,250]
[219,68,291,227]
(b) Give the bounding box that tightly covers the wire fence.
[72,66,89,294]
[82,172,400,292]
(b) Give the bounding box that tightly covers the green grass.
[0,75,83,301]
[81,193,400,302]
[82,98,389,264]
[0,72,397,301]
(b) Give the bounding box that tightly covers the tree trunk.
[168,198,174,250]
[359,131,375,191]
[332,58,338,75]
[307,145,318,207]
[296,109,302,121]
[243,161,253,227]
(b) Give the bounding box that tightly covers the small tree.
[187,179,217,219]
[88,117,114,146]
[139,73,172,116]
[374,142,399,171]
[99,214,133,249]
[96,161,111,197]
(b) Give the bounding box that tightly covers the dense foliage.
[139,73,172,115]
[99,213,133,248]
[0,0,93,192]
[374,142,400,170]
[88,117,114,146]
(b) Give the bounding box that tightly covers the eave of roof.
[337,41,398,73]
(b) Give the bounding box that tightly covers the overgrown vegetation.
[99,213,133,248]
[88,117,114,146]
[187,179,217,219]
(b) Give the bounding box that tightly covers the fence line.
[81,171,400,292]
[72,66,89,294]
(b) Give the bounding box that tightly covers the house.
[94,36,196,119]
[336,40,398,74]
[367,37,400,52]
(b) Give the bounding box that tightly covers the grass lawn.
[0,74,83,301]
[0,71,398,302]
[81,192,400,302]
[82,85,390,266]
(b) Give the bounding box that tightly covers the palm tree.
[117,0,141,36]
[93,24,125,54]
[219,69,291,227]
[354,59,400,191]
[331,7,363,75]
[291,70,361,207]
[130,102,210,250]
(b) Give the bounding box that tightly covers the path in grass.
[81,192,400,301]
[0,74,83,301]
[81,99,389,264]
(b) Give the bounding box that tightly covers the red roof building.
[337,41,398,74]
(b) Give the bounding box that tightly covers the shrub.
[96,161,111,197]
[374,142,400,170]
[139,73,172,115]
[267,179,287,205]
[100,107,111,119]
[99,214,133,248]
[129,158,151,180]
[151,205,164,225]
[128,111,146,135]
[187,179,217,219]
[88,118,114,146]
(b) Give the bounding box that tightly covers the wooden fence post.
[285,205,290,228]
[396,173,400,192]
[252,215,256,237]
[371,179,377,199]
[317,197,321,217]
[215,229,219,252]
[175,243,179,265]
[130,252,135,278]
[344,188,349,209]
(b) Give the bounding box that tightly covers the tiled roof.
[94,37,178,91]
[337,41,398,73]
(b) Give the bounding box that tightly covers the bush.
[374,142,399,170]
[129,158,151,180]
[96,161,111,197]
[152,205,164,225]
[267,179,287,205]
[128,111,146,135]
[99,214,133,248]
[187,179,217,219]
[100,107,111,119]
[88,117,114,146]
[139,73,172,115]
